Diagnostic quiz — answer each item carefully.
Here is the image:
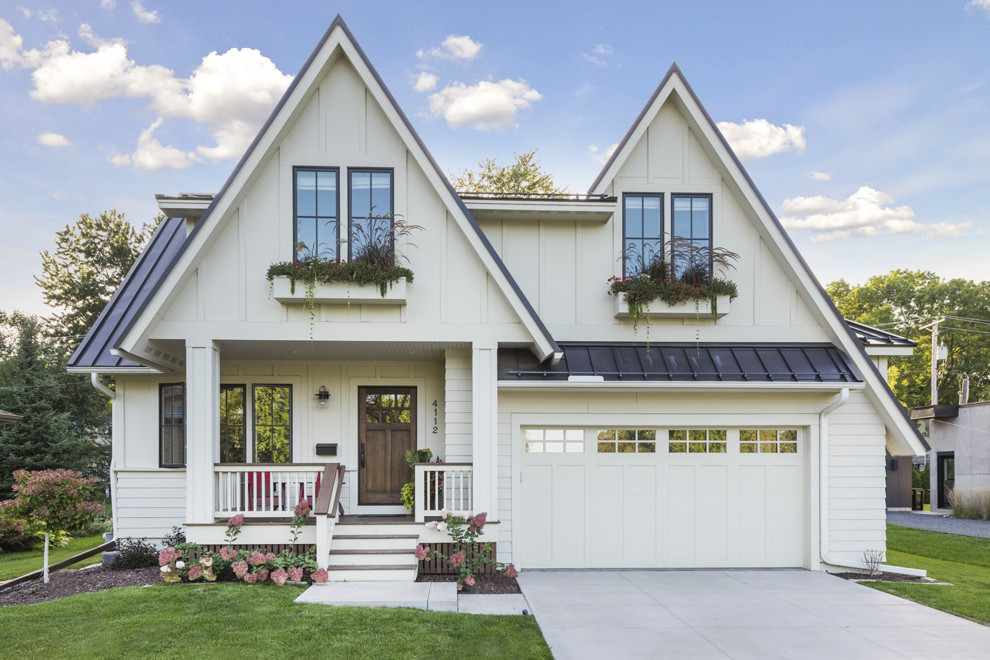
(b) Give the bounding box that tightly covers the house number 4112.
[432,399,439,434]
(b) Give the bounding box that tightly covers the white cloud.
[810,171,831,181]
[418,35,482,61]
[100,0,117,8]
[131,1,160,24]
[429,79,541,130]
[4,18,292,166]
[413,71,437,93]
[38,10,57,23]
[583,44,613,67]
[967,1,990,17]
[717,118,806,160]
[589,142,618,165]
[37,131,70,147]
[780,186,973,242]
[18,7,32,18]
[109,118,195,170]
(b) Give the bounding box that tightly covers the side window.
[623,193,663,276]
[160,383,186,468]
[294,167,339,261]
[671,194,712,279]
[220,385,247,463]
[349,169,393,261]
[253,385,292,463]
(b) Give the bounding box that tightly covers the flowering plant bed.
[416,511,518,591]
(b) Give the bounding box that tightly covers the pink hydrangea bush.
[310,568,329,583]
[415,545,429,561]
[271,568,288,586]
[187,565,203,581]
[419,511,518,589]
[287,567,304,583]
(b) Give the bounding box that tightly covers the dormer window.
[671,194,712,278]
[622,193,663,276]
[294,167,339,261]
[349,169,394,259]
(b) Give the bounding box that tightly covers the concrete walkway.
[888,510,990,538]
[295,581,531,615]
[518,570,990,659]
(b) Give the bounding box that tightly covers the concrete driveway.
[518,570,990,659]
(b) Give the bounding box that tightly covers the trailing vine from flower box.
[608,239,739,334]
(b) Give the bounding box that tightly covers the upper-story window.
[671,194,712,279]
[622,193,663,276]
[349,169,393,260]
[294,167,339,261]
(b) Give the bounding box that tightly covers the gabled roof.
[588,64,926,456]
[499,343,861,384]
[111,16,560,365]
[67,217,186,372]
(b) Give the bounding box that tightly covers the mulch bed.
[834,571,946,584]
[0,566,161,607]
[417,573,521,594]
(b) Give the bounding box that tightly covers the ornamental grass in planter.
[608,239,739,332]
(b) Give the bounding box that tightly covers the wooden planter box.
[613,293,731,319]
[272,275,407,306]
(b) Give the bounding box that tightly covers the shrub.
[0,506,37,553]
[949,488,990,520]
[162,526,186,547]
[114,538,160,569]
[419,511,518,590]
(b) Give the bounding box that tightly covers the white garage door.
[521,427,805,568]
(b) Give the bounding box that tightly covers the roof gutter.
[818,388,925,577]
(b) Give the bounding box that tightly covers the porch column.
[471,341,498,520]
[185,339,220,524]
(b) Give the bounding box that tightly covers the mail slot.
[315,443,337,456]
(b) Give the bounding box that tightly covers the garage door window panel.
[740,429,799,454]
[597,429,656,453]
[526,428,584,453]
[669,429,726,453]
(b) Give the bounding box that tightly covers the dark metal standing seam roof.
[498,343,861,383]
[68,217,187,369]
[845,320,917,348]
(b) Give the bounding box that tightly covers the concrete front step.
[332,534,419,550]
[333,523,421,536]
[328,549,417,566]
[328,565,418,582]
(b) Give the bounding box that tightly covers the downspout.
[818,387,925,576]
[89,373,119,539]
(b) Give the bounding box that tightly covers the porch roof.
[498,342,862,384]
[68,217,187,371]
[845,320,917,349]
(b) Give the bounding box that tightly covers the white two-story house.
[69,16,924,580]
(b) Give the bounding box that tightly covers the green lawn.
[868,524,990,625]
[0,535,106,581]
[0,583,551,659]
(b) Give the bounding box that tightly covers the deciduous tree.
[450,149,566,195]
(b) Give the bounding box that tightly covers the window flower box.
[271,275,407,306]
[612,293,731,319]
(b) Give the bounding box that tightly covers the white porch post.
[185,339,220,524]
[471,341,498,519]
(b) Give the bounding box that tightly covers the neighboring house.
[841,321,920,509]
[68,17,925,579]
[0,409,22,423]
[912,402,990,512]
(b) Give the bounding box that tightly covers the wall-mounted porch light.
[315,385,330,408]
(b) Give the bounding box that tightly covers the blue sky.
[2,1,989,317]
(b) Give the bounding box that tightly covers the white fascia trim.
[66,366,162,374]
[497,381,866,392]
[864,346,916,357]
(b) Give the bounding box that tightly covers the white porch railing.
[414,463,473,523]
[214,463,325,518]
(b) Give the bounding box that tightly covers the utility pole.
[920,317,945,406]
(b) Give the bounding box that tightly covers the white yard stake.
[43,531,50,584]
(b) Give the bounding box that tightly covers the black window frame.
[347,168,395,262]
[251,384,293,464]
[621,193,664,277]
[219,384,247,464]
[670,193,714,278]
[293,166,340,262]
[159,383,186,468]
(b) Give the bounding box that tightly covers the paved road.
[887,510,990,538]
[519,570,990,660]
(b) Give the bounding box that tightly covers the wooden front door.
[358,387,416,505]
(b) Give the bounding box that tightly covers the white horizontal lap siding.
[115,470,186,540]
[444,350,472,463]
[827,392,887,562]
[497,412,512,562]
